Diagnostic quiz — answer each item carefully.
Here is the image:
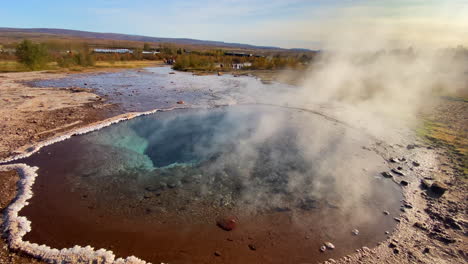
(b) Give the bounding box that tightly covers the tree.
[143,43,151,51]
[15,40,49,70]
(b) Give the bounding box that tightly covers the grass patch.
[0,60,163,73]
[416,118,467,178]
[0,60,30,72]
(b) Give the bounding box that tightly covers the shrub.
[15,40,49,70]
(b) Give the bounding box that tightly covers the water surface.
[19,105,402,264]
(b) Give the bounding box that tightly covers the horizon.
[1,0,467,49]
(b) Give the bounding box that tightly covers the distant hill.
[0,27,311,51]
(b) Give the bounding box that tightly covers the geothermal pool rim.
[0,104,400,264]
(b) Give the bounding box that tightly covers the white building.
[232,62,252,70]
[93,48,133,54]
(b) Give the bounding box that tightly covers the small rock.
[412,161,420,167]
[388,242,397,248]
[176,100,185,104]
[324,242,335,249]
[407,144,418,150]
[217,217,237,231]
[385,231,390,235]
[422,247,430,254]
[320,245,327,252]
[248,244,256,251]
[403,203,413,209]
[391,169,405,176]
[393,248,400,254]
[430,181,448,196]
[352,229,359,235]
[383,211,390,215]
[420,179,432,189]
[214,251,221,256]
[400,180,409,186]
[413,222,428,231]
[381,172,393,178]
[394,217,401,222]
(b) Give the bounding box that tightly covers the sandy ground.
[0,70,466,264]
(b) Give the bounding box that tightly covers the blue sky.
[1,0,467,48]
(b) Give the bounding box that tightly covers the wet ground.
[32,67,296,112]
[17,105,402,264]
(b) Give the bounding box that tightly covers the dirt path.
[0,71,466,264]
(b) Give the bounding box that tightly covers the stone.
[248,244,257,251]
[420,179,432,189]
[381,172,393,178]
[217,217,237,231]
[320,245,327,252]
[430,181,448,196]
[407,144,418,150]
[403,203,413,209]
[412,161,420,167]
[413,222,428,231]
[389,242,397,248]
[400,180,409,187]
[394,217,401,222]
[391,169,405,176]
[352,229,359,235]
[383,211,390,215]
[214,251,221,256]
[324,242,335,249]
[177,100,185,104]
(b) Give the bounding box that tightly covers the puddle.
[17,105,402,264]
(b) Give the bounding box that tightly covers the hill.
[0,27,311,52]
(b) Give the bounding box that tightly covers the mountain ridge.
[0,27,311,51]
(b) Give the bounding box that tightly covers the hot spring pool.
[17,105,402,264]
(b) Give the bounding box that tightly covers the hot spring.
[16,105,401,264]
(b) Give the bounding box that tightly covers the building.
[232,62,252,70]
[225,52,252,57]
[93,48,133,54]
[142,51,160,55]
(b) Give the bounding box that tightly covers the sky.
[1,0,467,49]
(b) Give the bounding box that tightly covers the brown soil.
[0,70,466,264]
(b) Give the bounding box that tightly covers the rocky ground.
[0,70,466,263]
[324,98,467,264]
